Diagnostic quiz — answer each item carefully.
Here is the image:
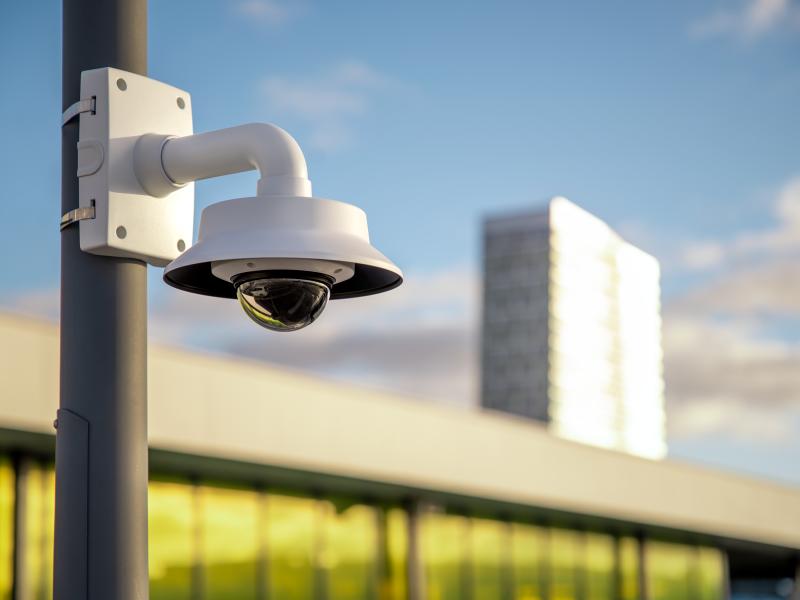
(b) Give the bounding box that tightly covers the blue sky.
[2,0,800,484]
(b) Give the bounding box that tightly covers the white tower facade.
[481,197,666,459]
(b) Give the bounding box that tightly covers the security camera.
[161,186,403,332]
[70,68,402,332]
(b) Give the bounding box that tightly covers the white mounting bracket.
[75,67,194,266]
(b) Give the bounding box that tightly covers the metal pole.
[54,0,149,597]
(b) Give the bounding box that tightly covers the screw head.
[116,78,127,91]
[177,97,186,109]
[116,226,127,239]
[177,239,186,252]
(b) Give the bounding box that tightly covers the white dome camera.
[163,191,403,332]
[72,68,402,332]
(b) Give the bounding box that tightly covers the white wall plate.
[77,67,194,266]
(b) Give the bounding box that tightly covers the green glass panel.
[0,458,13,600]
[200,485,260,600]
[322,501,378,600]
[471,518,506,600]
[585,533,614,600]
[380,508,407,600]
[618,537,639,600]
[510,523,545,600]
[149,480,195,600]
[266,493,316,600]
[646,541,692,600]
[697,547,724,600]
[24,463,55,600]
[549,528,581,600]
[422,511,469,600]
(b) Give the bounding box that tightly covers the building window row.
[0,455,724,600]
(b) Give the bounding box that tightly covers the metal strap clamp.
[60,204,95,231]
[62,97,95,126]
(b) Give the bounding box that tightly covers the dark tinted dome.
[236,277,330,332]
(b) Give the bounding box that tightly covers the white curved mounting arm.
[134,123,312,198]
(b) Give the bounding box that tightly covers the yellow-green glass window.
[584,533,614,600]
[646,541,692,600]
[471,518,507,600]
[549,528,581,600]
[0,457,13,600]
[266,493,316,600]
[321,500,378,600]
[149,479,196,600]
[200,484,260,600]
[422,511,469,600]
[510,523,545,600]
[696,547,725,600]
[23,462,55,600]
[379,508,407,600]
[618,537,639,600]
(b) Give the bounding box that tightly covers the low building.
[0,312,797,600]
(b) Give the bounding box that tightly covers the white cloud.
[679,240,726,270]
[663,312,800,443]
[234,0,306,26]
[260,61,400,151]
[689,0,799,40]
[678,176,800,271]
[668,395,798,442]
[671,261,800,316]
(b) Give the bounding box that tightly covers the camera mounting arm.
[134,123,313,199]
[69,67,318,267]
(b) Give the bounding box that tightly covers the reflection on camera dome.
[236,277,330,332]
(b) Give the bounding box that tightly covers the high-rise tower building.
[481,197,666,459]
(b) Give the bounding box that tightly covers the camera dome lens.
[235,276,331,332]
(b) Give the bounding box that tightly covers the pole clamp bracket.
[62,97,95,126]
[60,204,95,231]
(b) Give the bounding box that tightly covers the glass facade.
[21,462,55,600]
[0,455,728,600]
[200,484,261,599]
[421,511,469,600]
[510,523,546,600]
[646,541,726,600]
[549,528,581,600]
[266,493,316,599]
[618,537,640,600]
[584,532,614,600]
[322,500,378,600]
[470,518,507,600]
[150,479,196,599]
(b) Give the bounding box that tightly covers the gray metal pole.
[54,0,149,598]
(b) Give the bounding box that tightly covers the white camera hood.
[163,195,403,299]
